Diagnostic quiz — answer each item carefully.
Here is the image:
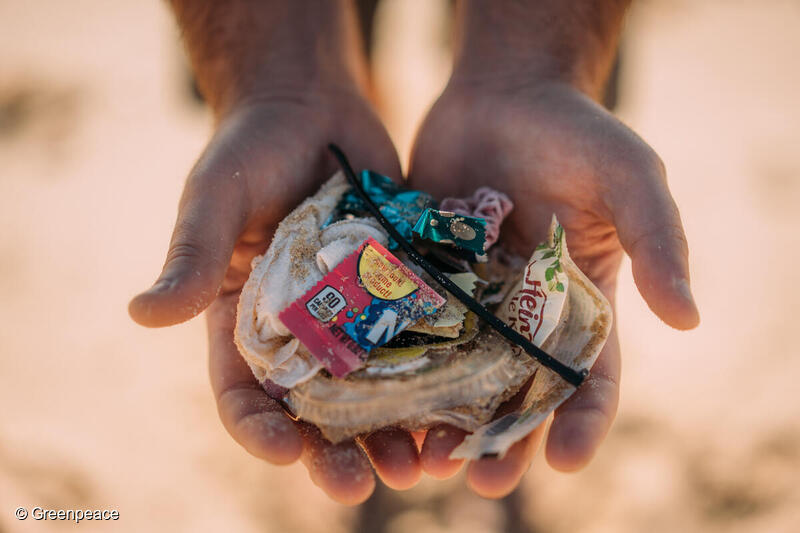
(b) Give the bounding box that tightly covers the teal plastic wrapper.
[325,170,434,249]
[412,208,488,262]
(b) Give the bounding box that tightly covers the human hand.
[129,91,444,504]
[408,79,700,497]
[129,0,431,505]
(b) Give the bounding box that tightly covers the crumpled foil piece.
[439,187,513,249]
[412,208,488,262]
[328,170,435,249]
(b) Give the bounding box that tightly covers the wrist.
[450,0,629,99]
[171,0,369,117]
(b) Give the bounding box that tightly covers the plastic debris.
[279,237,445,377]
[236,170,611,449]
[440,187,513,248]
[412,208,488,262]
[451,217,611,459]
[407,272,479,338]
[328,170,434,249]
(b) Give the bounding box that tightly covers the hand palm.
[131,93,430,505]
[409,82,699,475]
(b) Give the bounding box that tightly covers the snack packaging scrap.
[451,217,611,459]
[412,208,489,262]
[279,238,445,377]
[439,187,513,248]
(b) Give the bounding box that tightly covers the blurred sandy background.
[1,1,799,532]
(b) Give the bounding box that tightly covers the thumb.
[610,162,700,330]
[129,152,247,327]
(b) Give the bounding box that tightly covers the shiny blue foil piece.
[327,170,435,249]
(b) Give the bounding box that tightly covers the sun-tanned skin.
[129,0,699,504]
[411,0,699,498]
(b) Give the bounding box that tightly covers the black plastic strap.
[328,144,588,388]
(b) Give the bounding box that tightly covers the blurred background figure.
[1,1,799,532]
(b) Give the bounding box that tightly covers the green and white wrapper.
[450,216,613,459]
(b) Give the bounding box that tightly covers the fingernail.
[132,279,172,304]
[674,278,695,304]
[674,277,700,325]
[148,278,173,294]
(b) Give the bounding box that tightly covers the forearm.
[170,0,367,116]
[451,0,630,99]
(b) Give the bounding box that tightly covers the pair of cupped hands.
[129,74,699,504]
